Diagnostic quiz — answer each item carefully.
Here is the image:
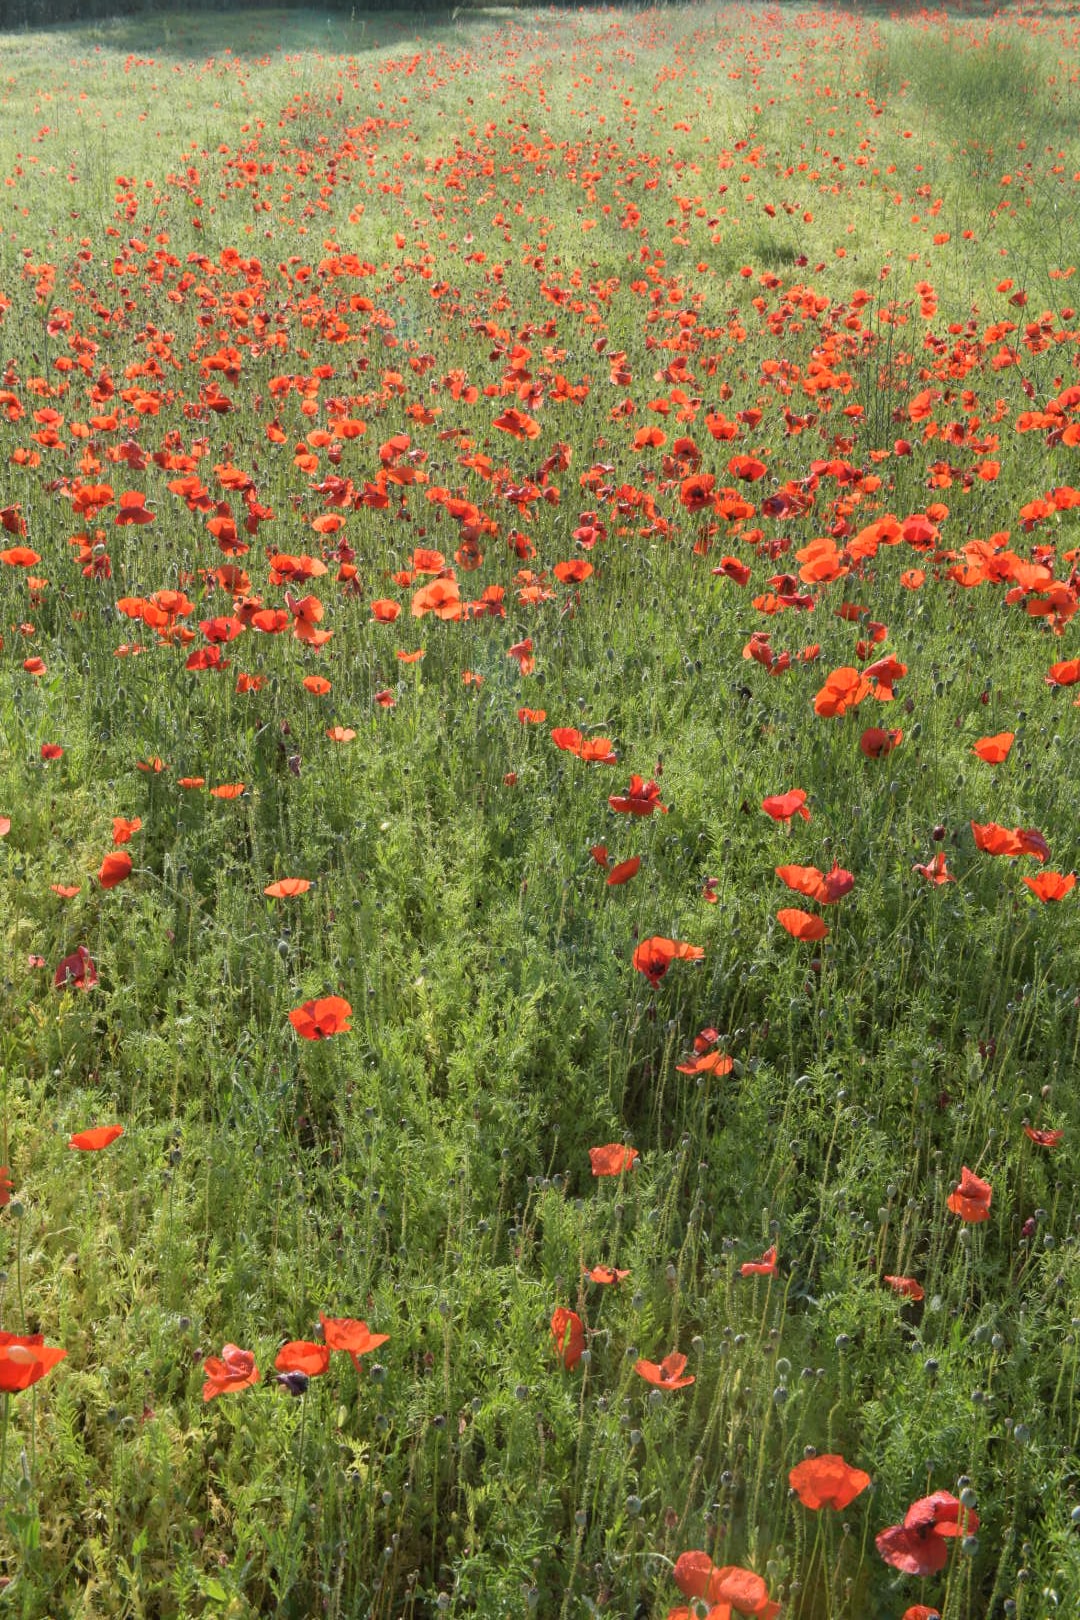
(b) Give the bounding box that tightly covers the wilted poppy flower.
[860,726,903,758]
[777,908,828,941]
[972,733,1014,764]
[632,936,705,986]
[551,1307,585,1371]
[635,1351,694,1390]
[740,1245,777,1277]
[319,1314,389,1372]
[589,1144,639,1176]
[264,878,312,898]
[884,1275,925,1301]
[673,1552,780,1618]
[762,788,810,823]
[0,1334,67,1394]
[789,1454,871,1511]
[289,996,352,1040]
[585,1265,629,1285]
[202,1344,260,1401]
[1023,1125,1064,1147]
[947,1166,992,1222]
[1023,871,1075,902]
[98,852,132,889]
[275,1341,330,1378]
[54,946,97,991]
[69,1125,123,1152]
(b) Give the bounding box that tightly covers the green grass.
[0,3,1078,1616]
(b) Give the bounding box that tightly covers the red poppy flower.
[264,878,312,898]
[1023,871,1075,902]
[762,788,810,823]
[673,1552,780,1618]
[0,1168,11,1207]
[370,599,401,622]
[275,1341,330,1377]
[210,784,246,800]
[289,996,353,1040]
[303,675,332,695]
[589,1144,639,1176]
[913,852,954,885]
[877,1492,978,1575]
[789,1454,871,1511]
[860,726,903,758]
[53,946,97,991]
[327,726,357,743]
[901,1607,941,1620]
[606,857,641,886]
[675,1049,734,1076]
[318,1314,389,1371]
[202,1344,260,1401]
[551,1307,585,1371]
[40,743,63,761]
[632,936,705,986]
[0,818,9,837]
[814,666,871,717]
[178,777,206,790]
[740,1245,778,1277]
[777,909,828,942]
[98,852,132,889]
[972,732,1014,764]
[635,1351,694,1389]
[884,1275,925,1301]
[518,707,547,724]
[609,775,668,815]
[1024,1125,1064,1147]
[946,1166,992,1222]
[584,1265,629,1285]
[551,727,617,763]
[69,1125,124,1152]
[1046,658,1080,687]
[112,817,142,845]
[0,1334,67,1394]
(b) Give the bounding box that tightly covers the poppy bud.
[276,1370,309,1397]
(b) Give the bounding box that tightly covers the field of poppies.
[1,0,1080,1614]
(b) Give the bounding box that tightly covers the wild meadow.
[0,0,1079,1614]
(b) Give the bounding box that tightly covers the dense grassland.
[1,2,1080,1615]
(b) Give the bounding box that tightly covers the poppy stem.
[0,1392,8,1508]
[287,1385,308,1539]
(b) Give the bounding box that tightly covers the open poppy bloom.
[777,909,828,942]
[776,863,853,904]
[635,1351,694,1390]
[632,936,705,986]
[606,857,641,886]
[319,1314,389,1372]
[814,666,871,717]
[972,822,1049,861]
[275,1341,330,1378]
[884,1275,925,1301]
[901,1607,941,1620]
[609,775,668,816]
[972,732,1014,764]
[673,1551,780,1619]
[0,1333,67,1393]
[1023,1125,1064,1147]
[946,1166,992,1222]
[740,1245,778,1277]
[202,1343,260,1401]
[551,727,617,763]
[589,1144,639,1176]
[675,1049,734,1076]
[111,816,142,844]
[585,1265,629,1285]
[1023,871,1075,902]
[69,1125,123,1152]
[860,726,903,758]
[98,852,132,889]
[551,1307,585,1371]
[264,878,312,898]
[54,946,97,991]
[913,852,954,885]
[761,788,810,823]
[789,1453,871,1510]
[876,1491,978,1575]
[289,996,352,1040]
